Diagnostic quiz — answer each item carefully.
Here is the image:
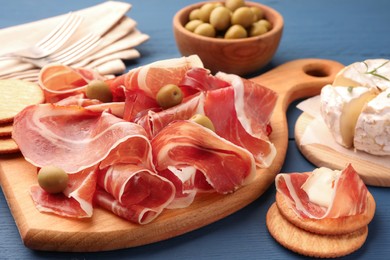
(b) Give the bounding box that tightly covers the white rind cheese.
[320,84,378,148]
[301,167,341,208]
[333,59,390,91]
[354,88,390,155]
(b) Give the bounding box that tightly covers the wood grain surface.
[0,59,344,252]
[295,112,390,187]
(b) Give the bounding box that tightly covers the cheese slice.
[301,167,341,208]
[333,59,390,91]
[354,88,390,155]
[320,84,378,148]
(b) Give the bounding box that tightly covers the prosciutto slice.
[136,70,277,167]
[95,164,175,224]
[121,55,203,120]
[12,103,153,173]
[210,72,277,168]
[38,64,107,103]
[152,120,256,203]
[275,164,369,219]
[30,165,98,218]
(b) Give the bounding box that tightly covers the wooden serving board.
[0,59,344,252]
[295,112,390,187]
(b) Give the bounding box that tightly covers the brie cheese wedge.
[301,167,341,208]
[320,84,378,148]
[333,59,390,91]
[354,88,390,155]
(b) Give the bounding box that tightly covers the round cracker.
[266,203,368,258]
[276,191,375,235]
[0,123,13,137]
[0,79,44,123]
[0,138,19,154]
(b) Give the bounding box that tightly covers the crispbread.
[0,79,44,123]
[0,123,13,137]
[266,203,368,258]
[275,191,376,235]
[0,138,19,154]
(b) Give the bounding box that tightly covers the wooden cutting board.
[295,112,390,187]
[0,59,344,252]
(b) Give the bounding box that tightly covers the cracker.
[0,137,19,154]
[266,203,368,258]
[275,191,375,235]
[0,79,44,123]
[0,123,13,137]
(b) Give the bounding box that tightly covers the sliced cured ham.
[179,67,231,97]
[30,165,98,218]
[94,164,175,224]
[152,120,256,198]
[275,164,369,219]
[137,70,277,167]
[120,55,203,120]
[12,103,153,173]
[124,55,203,98]
[39,64,106,103]
[137,93,205,138]
[210,72,277,168]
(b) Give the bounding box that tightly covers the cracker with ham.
[266,164,376,258]
[266,203,368,258]
[0,79,44,123]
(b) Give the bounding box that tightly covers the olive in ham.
[38,166,69,194]
[190,114,215,132]
[156,84,183,109]
[86,80,113,103]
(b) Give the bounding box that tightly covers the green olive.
[258,19,272,30]
[225,0,245,12]
[231,7,255,28]
[249,22,268,37]
[156,84,183,109]
[38,166,69,194]
[198,3,216,22]
[85,80,113,103]
[190,114,215,132]
[250,6,264,21]
[224,24,247,39]
[189,8,201,20]
[210,6,231,31]
[185,19,203,32]
[194,23,216,37]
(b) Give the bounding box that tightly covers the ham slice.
[94,164,175,224]
[39,64,106,103]
[151,120,256,207]
[30,165,98,218]
[211,72,277,168]
[12,103,153,173]
[136,70,277,167]
[275,164,369,219]
[121,55,203,120]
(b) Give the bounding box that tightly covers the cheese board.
[295,112,390,187]
[0,58,344,252]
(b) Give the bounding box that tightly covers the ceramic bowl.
[173,1,284,76]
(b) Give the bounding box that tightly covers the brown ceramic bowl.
[173,1,284,76]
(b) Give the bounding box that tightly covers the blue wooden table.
[1,0,390,259]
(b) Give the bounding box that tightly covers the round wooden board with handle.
[295,112,390,187]
[0,59,344,252]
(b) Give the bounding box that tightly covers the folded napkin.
[0,1,149,81]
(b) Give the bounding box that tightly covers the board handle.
[251,58,345,113]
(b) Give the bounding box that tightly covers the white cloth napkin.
[0,1,149,81]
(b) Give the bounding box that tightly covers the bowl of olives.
[173,0,283,76]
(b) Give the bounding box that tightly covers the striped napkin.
[0,1,149,81]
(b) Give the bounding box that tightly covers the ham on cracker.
[267,164,376,258]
